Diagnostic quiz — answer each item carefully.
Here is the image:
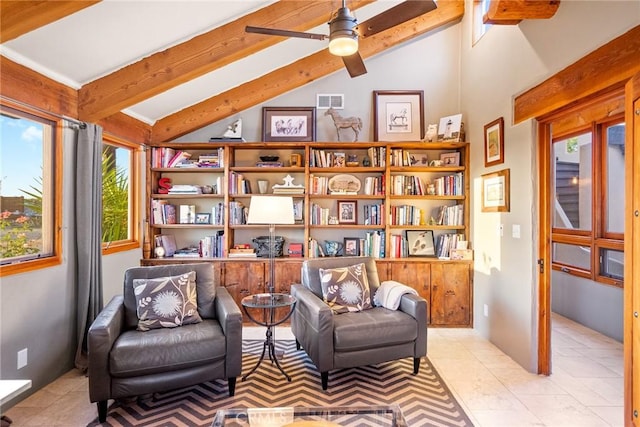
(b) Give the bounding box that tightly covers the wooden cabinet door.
[274,260,302,294]
[221,261,265,304]
[375,261,391,282]
[272,260,302,322]
[389,262,431,323]
[430,263,470,326]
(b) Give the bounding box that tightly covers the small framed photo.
[195,213,211,224]
[406,230,436,257]
[440,152,460,166]
[289,153,302,167]
[437,114,463,141]
[343,237,360,256]
[373,90,425,141]
[262,107,316,142]
[333,152,346,167]
[484,117,504,167]
[337,200,357,224]
[481,168,510,212]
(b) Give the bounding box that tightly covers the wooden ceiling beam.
[77,1,374,123]
[0,1,100,43]
[483,0,560,25]
[151,1,465,142]
[514,25,640,124]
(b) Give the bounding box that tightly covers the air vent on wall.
[316,94,344,109]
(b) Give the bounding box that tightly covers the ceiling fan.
[246,0,437,78]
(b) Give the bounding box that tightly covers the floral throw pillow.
[133,271,202,331]
[319,263,372,314]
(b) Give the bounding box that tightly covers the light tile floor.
[2,313,623,426]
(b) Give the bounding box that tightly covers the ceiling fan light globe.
[329,36,358,56]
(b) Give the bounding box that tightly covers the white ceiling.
[0,0,406,125]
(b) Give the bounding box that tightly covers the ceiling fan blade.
[245,26,327,41]
[355,0,437,38]
[342,52,367,78]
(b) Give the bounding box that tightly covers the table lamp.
[247,196,295,294]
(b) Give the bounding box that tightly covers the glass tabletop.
[212,405,406,427]
[241,293,296,309]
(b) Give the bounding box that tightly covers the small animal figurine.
[325,108,363,141]
[425,123,438,142]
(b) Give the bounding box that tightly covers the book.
[167,151,192,168]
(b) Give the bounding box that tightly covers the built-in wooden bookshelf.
[142,141,472,326]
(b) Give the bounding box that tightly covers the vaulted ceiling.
[0,1,559,142]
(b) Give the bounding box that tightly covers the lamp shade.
[247,196,295,225]
[328,6,359,57]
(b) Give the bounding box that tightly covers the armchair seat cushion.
[109,319,226,378]
[333,307,418,352]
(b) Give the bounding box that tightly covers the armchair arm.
[88,295,125,403]
[290,284,335,372]
[398,293,427,358]
[215,287,243,378]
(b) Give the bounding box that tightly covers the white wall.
[0,125,144,402]
[461,0,639,371]
[178,22,463,143]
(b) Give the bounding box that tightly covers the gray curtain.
[74,123,104,371]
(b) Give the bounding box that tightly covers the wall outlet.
[483,304,489,317]
[17,348,27,369]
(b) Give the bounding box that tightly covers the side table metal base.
[242,327,291,382]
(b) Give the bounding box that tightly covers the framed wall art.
[481,168,510,212]
[337,200,357,224]
[262,107,316,142]
[373,90,424,142]
[484,117,504,167]
[406,230,436,257]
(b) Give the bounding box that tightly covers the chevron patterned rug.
[89,340,473,427]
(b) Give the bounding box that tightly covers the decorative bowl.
[259,156,279,162]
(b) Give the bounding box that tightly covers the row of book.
[363,204,384,225]
[389,204,423,226]
[433,204,464,226]
[154,231,224,258]
[309,203,331,225]
[433,173,464,196]
[151,201,225,225]
[151,148,224,168]
[390,174,427,196]
[229,201,248,225]
[363,175,385,195]
[228,172,252,194]
[435,233,465,258]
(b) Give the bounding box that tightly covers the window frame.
[101,133,142,255]
[0,100,62,277]
[548,106,625,288]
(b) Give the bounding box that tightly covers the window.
[549,102,625,287]
[101,134,140,254]
[0,102,61,276]
[472,0,491,44]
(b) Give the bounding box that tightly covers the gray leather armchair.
[291,257,427,390]
[88,263,242,423]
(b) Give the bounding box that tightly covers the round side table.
[241,293,297,381]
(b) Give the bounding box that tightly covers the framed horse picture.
[262,107,316,142]
[373,90,424,141]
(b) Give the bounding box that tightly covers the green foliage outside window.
[102,147,129,243]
